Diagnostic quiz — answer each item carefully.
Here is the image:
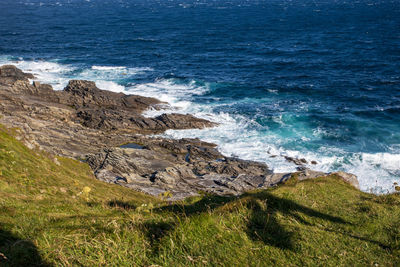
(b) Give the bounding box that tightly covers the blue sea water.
[1,0,399,193]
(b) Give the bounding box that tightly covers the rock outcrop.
[0,65,359,200]
[0,65,35,85]
[63,80,160,113]
[86,137,276,199]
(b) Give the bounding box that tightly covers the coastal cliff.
[0,64,358,200]
[0,65,399,266]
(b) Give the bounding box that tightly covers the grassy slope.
[0,124,399,266]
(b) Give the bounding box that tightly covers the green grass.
[0,124,399,266]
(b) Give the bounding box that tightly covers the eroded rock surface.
[0,65,35,84]
[0,65,359,200]
[86,138,277,199]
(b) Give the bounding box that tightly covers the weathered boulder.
[0,65,35,85]
[154,113,216,130]
[284,156,308,166]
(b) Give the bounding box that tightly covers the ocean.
[1,0,399,193]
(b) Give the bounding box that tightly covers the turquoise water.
[1,0,399,193]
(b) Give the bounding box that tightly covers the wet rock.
[296,166,307,171]
[284,156,306,166]
[120,143,145,149]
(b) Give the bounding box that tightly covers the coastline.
[1,57,399,195]
[0,64,359,200]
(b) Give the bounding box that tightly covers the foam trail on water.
[82,65,153,81]
[92,66,126,70]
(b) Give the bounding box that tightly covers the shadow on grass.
[0,228,51,266]
[107,200,136,210]
[158,191,348,250]
[108,189,396,253]
[141,221,175,253]
[47,214,120,235]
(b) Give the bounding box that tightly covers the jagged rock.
[63,80,161,113]
[86,138,346,200]
[85,139,276,199]
[0,65,217,135]
[284,156,307,166]
[61,80,216,132]
[154,113,216,130]
[0,65,35,85]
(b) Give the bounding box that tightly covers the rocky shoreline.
[0,65,359,200]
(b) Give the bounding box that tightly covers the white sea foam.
[92,66,126,70]
[81,65,152,83]
[90,65,152,74]
[0,57,152,91]
[125,79,210,117]
[95,80,126,93]
[0,56,76,90]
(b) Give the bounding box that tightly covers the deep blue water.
[1,0,400,193]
